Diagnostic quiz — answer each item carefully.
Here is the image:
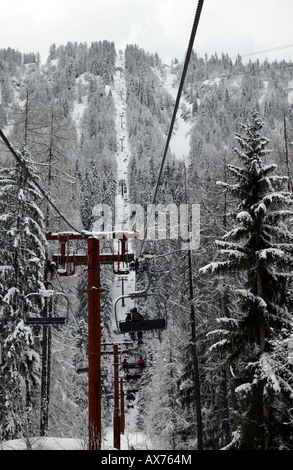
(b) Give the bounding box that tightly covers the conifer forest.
[0,39,293,451]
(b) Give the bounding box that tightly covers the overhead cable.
[139,0,205,255]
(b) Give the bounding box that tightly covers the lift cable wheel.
[24,290,70,326]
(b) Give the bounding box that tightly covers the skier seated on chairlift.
[122,358,129,370]
[126,307,143,322]
[126,307,143,344]
[138,356,145,368]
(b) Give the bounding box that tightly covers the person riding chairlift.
[126,307,143,344]
[122,358,129,371]
[138,356,145,368]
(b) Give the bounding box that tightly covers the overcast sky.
[1,0,293,64]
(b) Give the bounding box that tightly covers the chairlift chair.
[101,242,130,275]
[24,290,70,326]
[114,254,167,335]
[125,372,142,381]
[114,292,167,334]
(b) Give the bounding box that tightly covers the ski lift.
[114,255,167,335]
[76,366,89,374]
[116,297,166,334]
[101,240,130,275]
[112,235,131,275]
[24,290,70,326]
[125,372,141,382]
[126,392,135,401]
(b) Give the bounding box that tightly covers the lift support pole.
[47,231,138,450]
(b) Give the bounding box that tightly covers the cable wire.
[139,0,205,256]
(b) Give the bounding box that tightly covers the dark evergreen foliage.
[0,40,293,449]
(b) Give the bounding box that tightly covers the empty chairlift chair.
[24,290,70,326]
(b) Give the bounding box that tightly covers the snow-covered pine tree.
[0,146,46,440]
[200,110,293,450]
[144,331,182,450]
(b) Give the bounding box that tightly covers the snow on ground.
[106,48,157,451]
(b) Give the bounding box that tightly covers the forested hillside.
[0,41,292,450]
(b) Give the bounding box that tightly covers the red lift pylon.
[46,230,138,450]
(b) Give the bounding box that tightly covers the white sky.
[1,0,293,64]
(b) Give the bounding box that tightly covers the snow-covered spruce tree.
[0,146,46,441]
[200,110,293,450]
